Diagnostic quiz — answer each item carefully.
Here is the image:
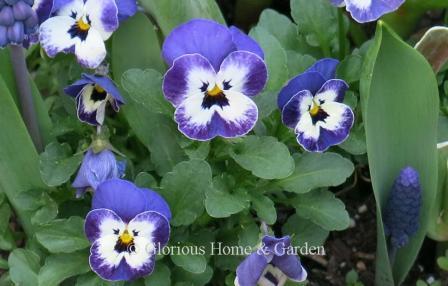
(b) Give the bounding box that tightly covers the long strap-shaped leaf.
[360,22,439,285]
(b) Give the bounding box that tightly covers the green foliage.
[360,22,439,285]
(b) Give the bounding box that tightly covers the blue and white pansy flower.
[64,73,124,126]
[235,235,307,286]
[39,0,119,68]
[330,0,405,23]
[85,179,171,281]
[162,19,268,141]
[279,58,354,152]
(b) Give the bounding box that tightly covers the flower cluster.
[162,19,268,140]
[278,59,354,152]
[235,235,307,286]
[85,179,171,281]
[330,0,405,23]
[0,0,46,47]
[383,167,422,249]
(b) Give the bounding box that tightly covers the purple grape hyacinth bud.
[12,1,33,20]
[0,6,14,26]
[383,167,422,249]
[7,21,23,43]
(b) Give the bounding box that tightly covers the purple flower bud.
[7,21,23,43]
[24,12,37,32]
[0,6,14,26]
[0,2,5,10]
[383,167,422,249]
[4,0,19,5]
[12,1,33,21]
[0,25,7,47]
[72,148,120,198]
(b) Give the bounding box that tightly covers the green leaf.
[135,172,158,189]
[276,152,354,193]
[360,22,439,285]
[291,189,350,231]
[121,69,172,115]
[111,13,165,74]
[38,252,90,286]
[230,136,294,180]
[160,160,212,226]
[249,27,288,92]
[257,9,299,51]
[35,217,89,253]
[250,193,277,225]
[76,273,124,286]
[283,214,329,248]
[144,263,171,286]
[172,265,213,286]
[437,257,448,271]
[171,247,207,274]
[8,249,40,286]
[339,124,367,155]
[336,54,363,84]
[139,0,225,36]
[39,142,82,187]
[205,188,246,218]
[0,76,46,236]
[290,0,337,56]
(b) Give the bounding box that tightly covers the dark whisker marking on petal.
[311,108,329,125]
[222,80,232,90]
[202,92,229,109]
[200,82,209,92]
[113,229,119,235]
[90,86,108,102]
[132,230,139,237]
[264,269,279,285]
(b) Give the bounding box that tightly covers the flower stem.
[9,45,43,152]
[261,221,269,235]
[337,9,346,60]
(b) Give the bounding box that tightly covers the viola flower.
[39,0,119,68]
[162,19,268,141]
[330,0,405,23]
[114,0,137,22]
[64,73,124,126]
[85,179,171,281]
[279,58,354,152]
[384,167,421,249]
[0,0,51,47]
[235,235,307,286]
[72,148,120,198]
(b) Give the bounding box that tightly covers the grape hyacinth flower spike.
[0,0,53,47]
[85,179,171,281]
[64,73,124,126]
[383,166,422,250]
[330,0,405,23]
[279,58,354,152]
[39,0,119,68]
[235,235,307,286]
[162,18,268,141]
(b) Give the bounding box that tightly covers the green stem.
[9,45,43,152]
[338,9,346,60]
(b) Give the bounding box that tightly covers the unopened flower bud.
[0,25,7,46]
[12,1,32,20]
[7,21,23,43]
[0,6,14,26]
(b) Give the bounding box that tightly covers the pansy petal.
[54,0,83,17]
[236,252,268,286]
[84,208,124,243]
[76,84,105,125]
[92,179,148,222]
[82,74,125,104]
[162,19,235,70]
[84,0,118,40]
[318,102,354,147]
[305,58,339,81]
[141,189,172,221]
[330,0,346,7]
[72,149,119,191]
[33,0,54,23]
[282,90,314,129]
[346,0,405,23]
[229,26,264,59]
[163,53,216,106]
[128,211,170,248]
[277,71,325,109]
[90,240,134,281]
[217,51,267,96]
[271,254,307,282]
[296,113,321,152]
[262,236,291,257]
[39,16,76,57]
[74,28,106,68]
[175,90,258,140]
[64,77,92,97]
[314,79,349,103]
[115,0,137,21]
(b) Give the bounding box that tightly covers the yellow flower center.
[309,101,320,116]
[94,85,105,93]
[119,230,133,244]
[207,84,222,97]
[77,19,90,31]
